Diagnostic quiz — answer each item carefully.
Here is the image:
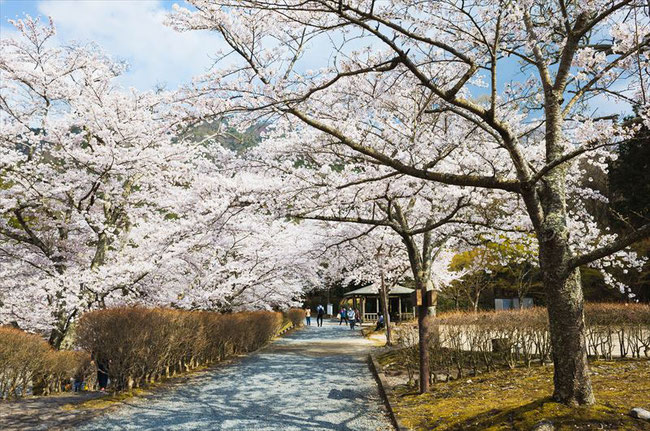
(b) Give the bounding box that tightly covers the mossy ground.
[378,350,650,430]
[61,387,150,410]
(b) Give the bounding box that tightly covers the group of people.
[303,305,362,329]
[338,306,362,330]
[304,304,325,327]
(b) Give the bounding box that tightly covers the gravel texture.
[77,321,393,430]
[0,392,107,431]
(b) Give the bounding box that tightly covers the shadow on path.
[0,391,107,431]
[76,321,392,430]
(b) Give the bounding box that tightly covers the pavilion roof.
[343,284,414,297]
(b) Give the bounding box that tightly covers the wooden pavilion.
[343,284,416,322]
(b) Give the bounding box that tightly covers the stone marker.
[630,407,650,421]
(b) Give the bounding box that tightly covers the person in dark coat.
[316,304,325,327]
[93,355,109,391]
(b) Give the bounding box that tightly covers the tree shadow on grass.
[442,397,650,431]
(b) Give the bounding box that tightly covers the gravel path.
[77,321,393,430]
[0,392,107,431]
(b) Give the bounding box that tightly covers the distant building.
[343,284,415,322]
[494,297,534,310]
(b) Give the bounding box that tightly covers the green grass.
[381,354,650,430]
[61,387,150,411]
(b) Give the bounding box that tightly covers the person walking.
[73,368,84,392]
[347,308,356,330]
[354,308,362,325]
[339,307,348,326]
[305,307,311,326]
[316,304,325,327]
[96,358,109,391]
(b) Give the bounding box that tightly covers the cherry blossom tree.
[316,225,409,345]
[0,17,190,345]
[0,17,317,346]
[170,0,649,404]
[240,123,491,391]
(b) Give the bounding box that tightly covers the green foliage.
[183,120,264,154]
[445,238,541,311]
[609,123,650,229]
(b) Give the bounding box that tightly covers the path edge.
[368,353,410,431]
[46,323,304,431]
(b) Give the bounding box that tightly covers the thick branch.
[408,198,467,235]
[288,108,520,192]
[530,141,617,184]
[567,223,650,269]
[293,213,396,228]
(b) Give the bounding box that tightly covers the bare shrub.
[286,308,306,328]
[390,303,650,386]
[75,307,283,392]
[0,326,89,399]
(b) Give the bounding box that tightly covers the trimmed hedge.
[286,308,306,328]
[394,303,650,382]
[75,307,284,391]
[0,327,91,399]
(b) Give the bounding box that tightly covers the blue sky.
[0,0,221,90]
[0,0,522,93]
[0,0,627,116]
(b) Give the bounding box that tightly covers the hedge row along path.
[58,321,391,430]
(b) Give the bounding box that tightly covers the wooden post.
[398,296,402,320]
[380,273,392,345]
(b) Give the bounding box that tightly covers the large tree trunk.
[379,272,392,345]
[537,165,595,405]
[417,300,432,393]
[48,330,65,350]
[532,64,595,405]
[416,285,437,393]
[48,309,76,349]
[542,261,595,405]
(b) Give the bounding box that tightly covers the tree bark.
[379,270,392,345]
[537,215,595,405]
[533,73,595,404]
[542,263,595,405]
[537,147,595,405]
[417,299,432,393]
[48,309,76,349]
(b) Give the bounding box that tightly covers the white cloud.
[36,0,223,90]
